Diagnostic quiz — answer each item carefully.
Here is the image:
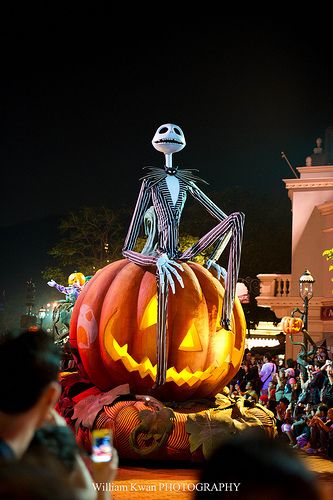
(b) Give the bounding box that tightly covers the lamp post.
[38,307,46,330]
[299,269,315,354]
[287,270,317,378]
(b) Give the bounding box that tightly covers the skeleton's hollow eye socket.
[159,127,169,134]
[174,128,181,136]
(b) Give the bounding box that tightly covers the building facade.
[256,132,333,360]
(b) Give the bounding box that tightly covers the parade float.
[56,124,276,462]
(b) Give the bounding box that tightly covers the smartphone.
[91,429,113,463]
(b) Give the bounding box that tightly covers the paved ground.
[299,452,333,500]
[110,452,333,499]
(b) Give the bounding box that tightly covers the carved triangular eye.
[178,323,202,352]
[139,295,158,330]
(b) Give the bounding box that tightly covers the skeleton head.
[152,123,186,154]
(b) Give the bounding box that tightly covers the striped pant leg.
[155,275,169,387]
[180,212,244,327]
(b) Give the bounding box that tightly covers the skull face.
[152,123,186,154]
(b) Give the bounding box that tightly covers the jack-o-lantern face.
[281,316,303,335]
[70,260,246,401]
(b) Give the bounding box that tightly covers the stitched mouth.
[154,139,183,145]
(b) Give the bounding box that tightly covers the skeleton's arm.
[122,179,157,266]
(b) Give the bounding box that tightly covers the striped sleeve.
[122,179,157,266]
[188,181,228,221]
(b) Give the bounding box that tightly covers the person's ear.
[36,381,61,427]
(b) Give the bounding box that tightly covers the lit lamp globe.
[299,270,315,301]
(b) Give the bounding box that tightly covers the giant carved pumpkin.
[70,259,246,401]
[281,316,303,335]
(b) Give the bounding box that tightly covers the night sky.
[1,15,333,321]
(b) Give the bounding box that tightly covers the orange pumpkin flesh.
[281,316,303,335]
[71,259,246,401]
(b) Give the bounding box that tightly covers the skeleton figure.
[123,124,245,387]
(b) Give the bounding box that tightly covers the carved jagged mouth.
[154,139,184,145]
[105,335,230,387]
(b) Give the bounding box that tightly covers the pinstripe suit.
[123,167,244,385]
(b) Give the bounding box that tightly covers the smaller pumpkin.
[68,272,86,286]
[281,316,303,335]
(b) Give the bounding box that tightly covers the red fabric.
[72,386,101,403]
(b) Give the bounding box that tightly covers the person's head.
[0,330,61,426]
[259,394,268,406]
[285,367,295,378]
[305,403,314,414]
[286,358,294,369]
[313,359,322,370]
[279,397,289,409]
[317,346,327,357]
[263,353,272,363]
[195,429,320,500]
[245,381,253,391]
[327,408,333,421]
[316,404,328,418]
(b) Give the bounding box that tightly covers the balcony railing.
[257,274,292,298]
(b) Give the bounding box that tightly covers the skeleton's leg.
[154,274,169,387]
[181,212,244,328]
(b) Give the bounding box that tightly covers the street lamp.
[299,269,315,332]
[287,270,317,377]
[297,269,316,368]
[38,307,46,330]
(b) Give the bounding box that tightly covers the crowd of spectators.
[229,347,333,459]
[0,327,331,499]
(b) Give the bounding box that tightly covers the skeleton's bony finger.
[220,267,228,279]
[171,261,184,272]
[170,268,184,288]
[206,259,212,270]
[164,268,175,294]
[159,270,166,293]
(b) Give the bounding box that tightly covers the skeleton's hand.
[206,259,227,281]
[157,253,184,294]
[47,279,56,287]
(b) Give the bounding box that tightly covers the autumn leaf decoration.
[71,384,130,431]
[185,393,267,459]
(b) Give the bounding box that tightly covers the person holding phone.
[25,409,118,500]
